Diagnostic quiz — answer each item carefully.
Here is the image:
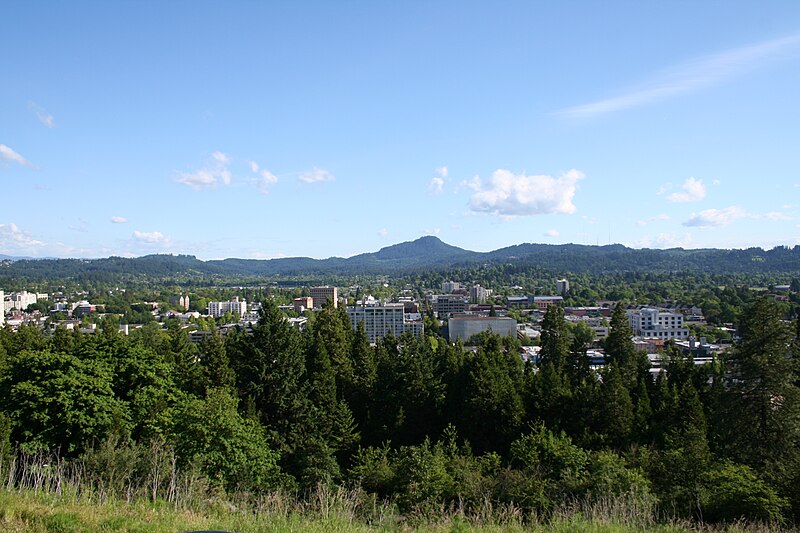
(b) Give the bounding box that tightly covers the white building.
[347,302,424,343]
[207,297,247,318]
[448,316,517,343]
[6,290,38,312]
[442,281,461,293]
[626,308,689,340]
[0,289,4,325]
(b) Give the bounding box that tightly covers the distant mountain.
[0,237,798,282]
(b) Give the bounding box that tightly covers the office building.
[310,286,338,309]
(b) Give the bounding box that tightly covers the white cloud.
[683,206,747,227]
[544,229,560,238]
[712,179,721,186]
[557,34,800,118]
[175,152,232,190]
[0,223,45,252]
[468,169,585,217]
[425,227,441,235]
[249,161,260,173]
[0,144,33,167]
[28,101,55,128]
[133,230,168,244]
[637,213,671,227]
[211,151,230,164]
[298,167,335,183]
[257,170,279,194]
[428,166,448,194]
[667,177,706,203]
[378,228,388,237]
[111,216,128,224]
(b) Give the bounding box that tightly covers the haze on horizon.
[2,2,800,261]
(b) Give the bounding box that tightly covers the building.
[441,281,461,293]
[310,286,338,309]
[293,297,313,313]
[434,294,468,318]
[6,290,38,312]
[556,279,569,296]
[448,316,517,342]
[470,285,489,304]
[0,289,4,325]
[346,302,424,343]
[533,296,563,311]
[207,297,247,318]
[626,307,689,340]
[72,301,97,318]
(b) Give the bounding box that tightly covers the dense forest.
[2,297,799,526]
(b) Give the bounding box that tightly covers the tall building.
[347,302,424,343]
[0,289,4,325]
[310,286,338,309]
[208,297,247,318]
[626,308,689,340]
[556,279,569,296]
[470,285,489,304]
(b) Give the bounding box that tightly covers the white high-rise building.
[626,308,689,340]
[0,289,4,325]
[470,285,488,304]
[207,297,247,318]
[347,302,424,343]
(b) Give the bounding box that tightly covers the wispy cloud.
[0,144,34,167]
[298,167,335,184]
[637,213,671,227]
[378,228,389,237]
[544,229,560,238]
[0,223,45,252]
[248,160,279,194]
[428,166,448,194]
[111,216,128,224]
[683,206,747,227]
[175,151,232,190]
[467,169,585,217]
[557,34,800,118]
[28,101,55,128]
[667,177,706,203]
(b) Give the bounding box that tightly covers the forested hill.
[1,236,799,282]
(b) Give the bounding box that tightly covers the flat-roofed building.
[448,316,517,342]
[626,307,689,340]
[310,286,338,309]
[347,302,424,343]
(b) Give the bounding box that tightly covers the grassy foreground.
[0,487,784,533]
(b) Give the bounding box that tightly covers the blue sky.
[2,1,800,260]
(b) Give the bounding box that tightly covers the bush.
[700,462,788,524]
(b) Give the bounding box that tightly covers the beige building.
[310,286,338,309]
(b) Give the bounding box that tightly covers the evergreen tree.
[721,297,800,513]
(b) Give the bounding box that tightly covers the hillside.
[1,237,799,282]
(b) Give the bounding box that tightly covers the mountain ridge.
[1,236,798,281]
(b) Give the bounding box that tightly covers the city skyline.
[2,2,800,260]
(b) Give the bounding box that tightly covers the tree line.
[1,298,799,524]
